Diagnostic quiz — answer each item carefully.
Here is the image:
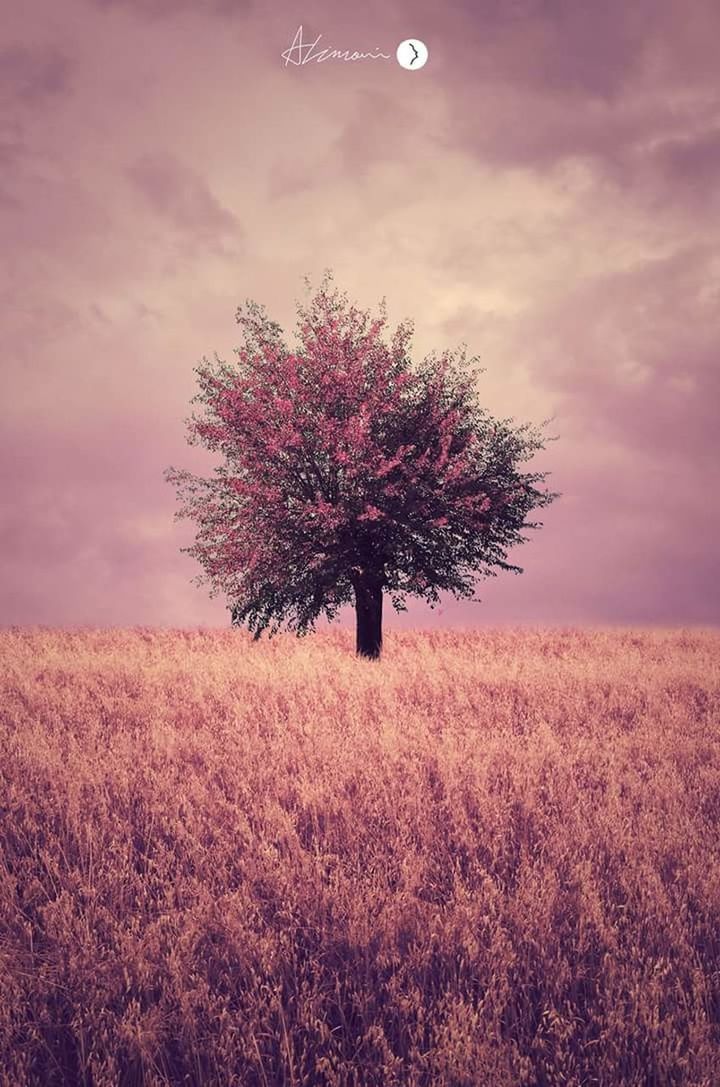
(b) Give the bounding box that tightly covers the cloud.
[647,127,720,206]
[447,0,720,97]
[0,45,73,104]
[126,152,241,241]
[449,0,652,99]
[0,409,225,626]
[522,245,720,462]
[0,0,717,628]
[431,0,720,190]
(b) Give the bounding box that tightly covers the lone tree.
[166,273,557,658]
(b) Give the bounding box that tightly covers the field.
[1,627,719,1086]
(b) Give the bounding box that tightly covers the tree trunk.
[354,576,383,659]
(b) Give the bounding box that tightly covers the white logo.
[396,39,429,70]
[281,25,391,66]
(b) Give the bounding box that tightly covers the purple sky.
[1,0,719,629]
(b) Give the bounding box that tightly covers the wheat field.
[1,627,719,1086]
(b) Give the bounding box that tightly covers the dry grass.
[1,626,719,1086]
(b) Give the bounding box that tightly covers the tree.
[165,272,558,659]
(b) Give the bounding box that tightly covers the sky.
[1,0,719,630]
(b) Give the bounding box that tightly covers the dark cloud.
[650,127,720,198]
[431,0,720,183]
[449,0,720,96]
[523,246,720,465]
[126,152,241,240]
[455,0,652,99]
[443,83,719,189]
[0,45,72,104]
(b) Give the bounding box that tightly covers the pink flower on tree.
[165,271,558,658]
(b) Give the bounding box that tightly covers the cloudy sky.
[1,0,719,630]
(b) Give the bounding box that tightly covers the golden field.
[1,626,719,1086]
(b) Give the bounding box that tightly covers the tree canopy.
[165,273,558,656]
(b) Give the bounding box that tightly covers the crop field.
[1,627,719,1086]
